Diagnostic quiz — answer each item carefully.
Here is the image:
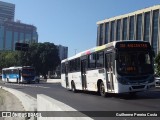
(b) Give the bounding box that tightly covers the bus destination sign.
[116,42,151,51]
[119,43,148,48]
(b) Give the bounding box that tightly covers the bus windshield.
[22,68,35,76]
[117,51,153,75]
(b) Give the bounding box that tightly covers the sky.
[3,0,160,57]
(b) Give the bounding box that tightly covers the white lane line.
[4,83,50,88]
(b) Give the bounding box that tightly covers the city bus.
[2,66,36,84]
[61,40,155,96]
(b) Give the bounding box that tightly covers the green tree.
[155,53,160,76]
[20,42,60,78]
[0,51,19,70]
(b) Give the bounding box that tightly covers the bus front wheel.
[100,82,106,97]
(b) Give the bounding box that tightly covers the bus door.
[65,63,69,88]
[105,53,114,92]
[81,59,87,90]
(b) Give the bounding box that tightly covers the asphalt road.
[0,81,160,120]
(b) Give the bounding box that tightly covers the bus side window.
[76,58,80,71]
[65,64,68,74]
[96,51,104,68]
[88,53,96,69]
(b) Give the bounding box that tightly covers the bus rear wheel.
[100,82,106,97]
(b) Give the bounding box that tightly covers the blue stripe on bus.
[6,74,19,78]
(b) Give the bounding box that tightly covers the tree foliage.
[0,51,20,70]
[155,53,160,76]
[19,42,60,77]
[0,43,60,77]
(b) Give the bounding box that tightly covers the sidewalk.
[0,88,25,120]
[46,79,61,83]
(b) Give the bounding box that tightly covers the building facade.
[0,20,38,50]
[57,45,68,60]
[97,5,160,54]
[0,1,38,51]
[0,1,15,21]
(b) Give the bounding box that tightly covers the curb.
[1,86,37,111]
[0,84,93,120]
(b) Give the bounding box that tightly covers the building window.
[13,32,18,50]
[32,31,38,43]
[25,33,32,43]
[99,24,104,46]
[123,18,128,40]
[110,21,115,42]
[129,16,134,40]
[97,25,100,46]
[20,32,24,42]
[5,30,12,50]
[0,26,4,49]
[105,22,109,44]
[136,14,142,40]
[116,19,121,40]
[144,12,150,42]
[152,10,159,55]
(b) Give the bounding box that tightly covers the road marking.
[4,83,50,88]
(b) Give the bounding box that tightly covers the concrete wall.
[0,85,92,120]
[2,86,37,111]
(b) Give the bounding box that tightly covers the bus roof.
[2,66,34,70]
[2,66,22,70]
[62,40,149,63]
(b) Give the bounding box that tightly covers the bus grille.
[126,75,149,84]
[127,76,148,80]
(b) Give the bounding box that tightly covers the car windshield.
[117,51,154,75]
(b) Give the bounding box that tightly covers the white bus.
[61,41,155,96]
[2,66,36,84]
